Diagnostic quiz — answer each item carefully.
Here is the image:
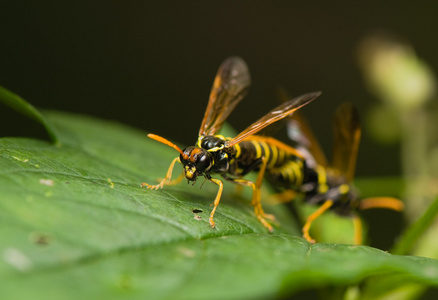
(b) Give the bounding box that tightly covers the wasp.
[275,88,404,244]
[142,57,321,231]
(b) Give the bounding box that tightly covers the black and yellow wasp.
[142,56,320,231]
[277,89,404,244]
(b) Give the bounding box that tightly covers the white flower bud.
[358,35,435,110]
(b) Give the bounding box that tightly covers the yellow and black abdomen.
[229,136,307,189]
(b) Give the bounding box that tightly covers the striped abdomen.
[229,136,306,189]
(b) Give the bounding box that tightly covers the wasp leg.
[225,176,275,231]
[141,157,181,190]
[302,199,334,243]
[225,157,275,232]
[359,197,404,212]
[253,156,276,222]
[352,213,362,245]
[163,172,184,186]
[355,197,404,245]
[208,178,224,229]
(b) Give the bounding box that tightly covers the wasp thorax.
[200,136,226,150]
[180,146,213,181]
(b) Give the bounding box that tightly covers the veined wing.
[277,86,328,167]
[199,57,251,136]
[330,102,361,182]
[225,91,321,147]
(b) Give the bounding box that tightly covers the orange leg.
[359,197,404,212]
[253,157,276,222]
[352,213,362,245]
[354,197,403,245]
[208,178,224,229]
[302,200,334,243]
[141,157,181,189]
[232,178,274,231]
[231,157,275,232]
[163,172,185,186]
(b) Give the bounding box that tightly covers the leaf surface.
[1,89,437,299]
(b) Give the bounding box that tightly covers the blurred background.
[3,3,438,297]
[1,2,437,177]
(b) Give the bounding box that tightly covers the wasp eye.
[180,147,212,174]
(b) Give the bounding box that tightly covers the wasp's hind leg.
[302,199,334,243]
[141,157,182,189]
[226,157,275,232]
[352,213,363,245]
[252,157,276,222]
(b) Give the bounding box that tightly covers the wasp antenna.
[147,133,186,158]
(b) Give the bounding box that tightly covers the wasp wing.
[330,102,361,182]
[288,111,328,168]
[276,86,328,167]
[198,57,251,136]
[225,91,321,147]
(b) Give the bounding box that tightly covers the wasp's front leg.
[208,177,224,229]
[141,157,181,190]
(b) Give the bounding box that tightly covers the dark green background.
[1,2,436,177]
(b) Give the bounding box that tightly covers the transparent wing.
[330,102,361,182]
[276,86,328,167]
[198,56,251,136]
[225,91,321,147]
[287,112,328,167]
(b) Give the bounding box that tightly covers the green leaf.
[0,86,60,144]
[1,90,438,299]
[392,196,438,255]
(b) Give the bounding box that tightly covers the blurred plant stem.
[400,108,430,220]
[391,103,438,259]
[392,196,438,256]
[359,35,438,299]
[359,33,437,245]
[358,33,438,299]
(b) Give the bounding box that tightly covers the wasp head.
[180,146,213,182]
[146,134,215,183]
